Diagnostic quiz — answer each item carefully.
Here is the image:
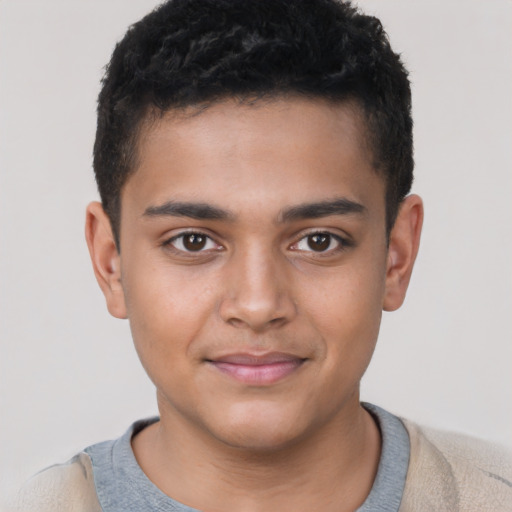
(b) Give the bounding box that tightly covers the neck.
[132,395,381,512]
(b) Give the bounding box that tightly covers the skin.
[86,98,423,512]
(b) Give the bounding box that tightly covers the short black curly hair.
[94,0,413,246]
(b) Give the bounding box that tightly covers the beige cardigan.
[11,421,512,512]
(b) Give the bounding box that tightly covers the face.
[88,98,421,451]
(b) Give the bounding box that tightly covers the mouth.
[206,352,307,385]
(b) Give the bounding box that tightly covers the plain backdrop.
[1,0,511,505]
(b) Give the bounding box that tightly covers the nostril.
[227,318,246,329]
[269,317,286,326]
[225,314,289,332]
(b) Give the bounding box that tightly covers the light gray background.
[1,0,511,505]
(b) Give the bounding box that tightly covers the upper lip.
[207,352,306,365]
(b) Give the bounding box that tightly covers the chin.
[206,400,314,453]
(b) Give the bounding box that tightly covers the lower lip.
[209,360,304,385]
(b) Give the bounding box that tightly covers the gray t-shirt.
[84,403,410,511]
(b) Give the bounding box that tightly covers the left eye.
[294,232,343,253]
[168,233,219,252]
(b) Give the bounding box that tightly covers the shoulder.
[400,419,512,512]
[10,452,101,512]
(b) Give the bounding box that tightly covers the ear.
[85,202,127,319]
[383,194,423,312]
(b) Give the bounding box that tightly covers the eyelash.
[163,230,351,257]
[290,231,351,256]
[163,231,223,255]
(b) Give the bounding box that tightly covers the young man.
[14,0,511,511]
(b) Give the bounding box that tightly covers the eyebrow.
[143,197,366,223]
[143,201,233,220]
[279,198,367,222]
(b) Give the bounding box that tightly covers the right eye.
[165,232,221,253]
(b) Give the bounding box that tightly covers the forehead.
[123,97,384,220]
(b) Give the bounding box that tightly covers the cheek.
[302,260,386,372]
[121,262,218,375]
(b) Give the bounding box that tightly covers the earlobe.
[383,194,423,312]
[85,202,127,319]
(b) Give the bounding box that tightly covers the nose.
[219,245,297,332]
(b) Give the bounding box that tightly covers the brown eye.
[182,233,207,251]
[307,233,331,252]
[292,231,347,254]
[167,232,219,253]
